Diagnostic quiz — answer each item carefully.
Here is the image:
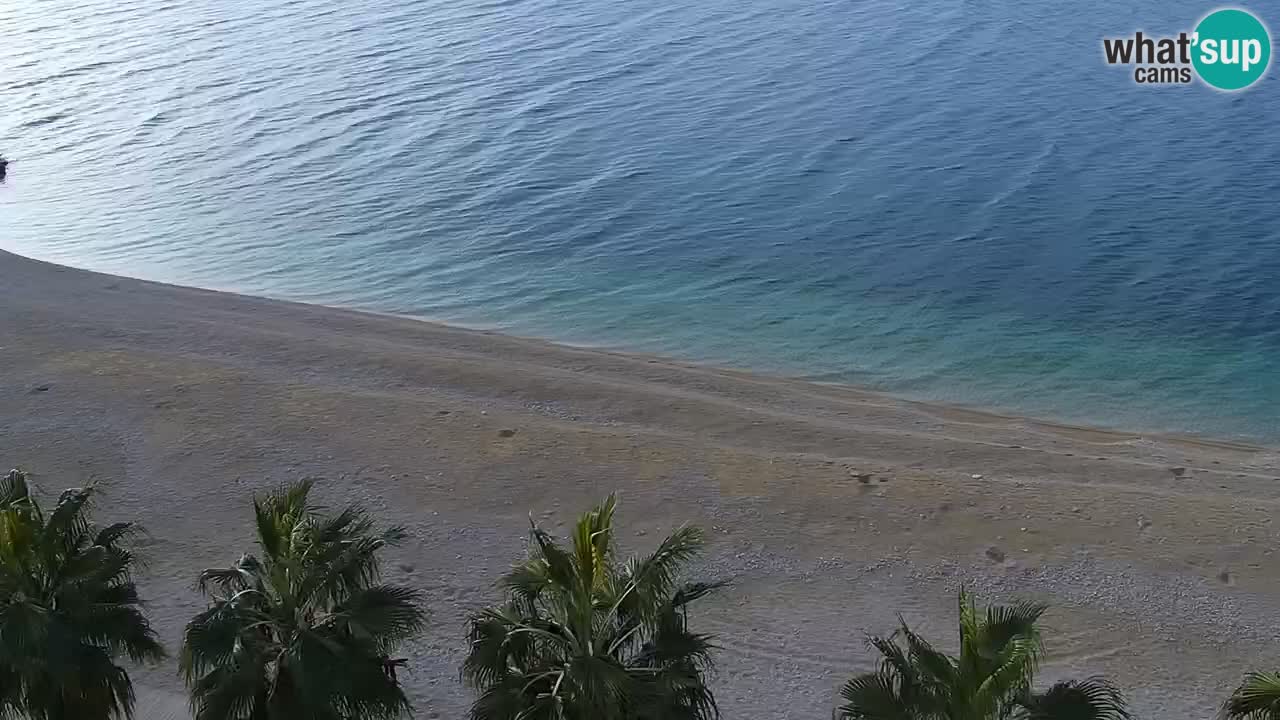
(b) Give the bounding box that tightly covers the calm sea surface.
[2,0,1278,440]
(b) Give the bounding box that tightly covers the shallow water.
[2,0,1278,440]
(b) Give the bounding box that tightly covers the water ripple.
[1,0,1278,440]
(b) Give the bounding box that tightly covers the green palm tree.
[837,591,1129,720]
[462,494,721,720]
[0,468,165,720]
[180,480,426,720]
[1222,672,1280,719]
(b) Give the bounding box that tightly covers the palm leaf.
[0,470,34,510]
[837,671,921,720]
[1017,678,1130,720]
[0,468,163,720]
[1223,672,1280,720]
[841,592,1128,720]
[182,478,423,720]
[329,584,427,647]
[464,495,719,720]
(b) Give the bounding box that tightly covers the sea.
[2,0,1278,441]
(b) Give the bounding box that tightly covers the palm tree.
[836,590,1129,720]
[462,494,722,720]
[180,480,426,720]
[0,468,165,720]
[1222,673,1280,719]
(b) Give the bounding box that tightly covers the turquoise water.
[2,0,1278,440]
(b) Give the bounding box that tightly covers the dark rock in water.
[30,385,50,393]
[1169,466,1187,477]
[498,428,517,437]
[984,546,1006,563]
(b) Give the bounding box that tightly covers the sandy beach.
[2,249,1278,718]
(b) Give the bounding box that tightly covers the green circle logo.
[1193,8,1271,90]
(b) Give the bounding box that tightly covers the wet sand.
[2,249,1278,718]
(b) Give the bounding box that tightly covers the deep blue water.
[2,0,1278,441]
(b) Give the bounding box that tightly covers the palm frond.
[183,477,422,720]
[45,486,95,548]
[503,559,552,608]
[464,495,718,720]
[187,648,270,720]
[180,601,260,682]
[898,622,956,686]
[93,522,138,549]
[0,470,33,509]
[1223,672,1280,720]
[868,634,918,688]
[671,580,729,609]
[252,479,315,560]
[195,554,263,596]
[571,493,617,594]
[0,470,163,720]
[533,523,581,585]
[329,585,427,647]
[619,525,704,624]
[78,602,166,664]
[978,600,1048,661]
[842,592,1127,720]
[1017,677,1130,720]
[837,671,921,720]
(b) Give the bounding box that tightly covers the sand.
[2,249,1279,719]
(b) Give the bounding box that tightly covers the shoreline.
[5,249,1269,454]
[3,248,1279,718]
